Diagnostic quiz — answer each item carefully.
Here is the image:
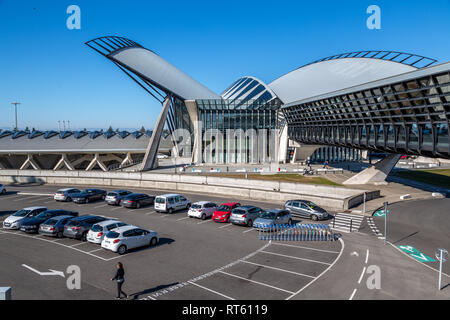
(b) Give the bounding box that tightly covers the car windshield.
[106,231,119,239]
[36,212,54,219]
[12,209,31,217]
[191,204,202,209]
[107,192,117,197]
[232,209,246,215]
[260,211,277,219]
[44,219,58,226]
[66,220,80,227]
[155,197,165,204]
[218,205,231,212]
[307,202,317,208]
[91,224,103,232]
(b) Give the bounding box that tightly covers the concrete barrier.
[0,170,379,210]
[0,287,11,300]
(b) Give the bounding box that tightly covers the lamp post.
[11,102,21,130]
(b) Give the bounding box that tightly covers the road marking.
[94,204,108,209]
[87,248,103,253]
[110,207,122,211]
[271,242,340,254]
[285,238,345,300]
[197,219,212,224]
[70,242,90,247]
[188,281,235,300]
[17,192,53,196]
[218,271,294,294]
[357,266,367,284]
[145,211,155,215]
[365,249,369,264]
[218,223,232,229]
[177,217,190,221]
[243,228,254,233]
[22,264,65,277]
[240,260,315,278]
[260,250,332,266]
[349,288,357,300]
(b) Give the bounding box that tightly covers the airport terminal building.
[0,36,448,171]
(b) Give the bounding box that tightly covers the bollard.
[350,219,353,232]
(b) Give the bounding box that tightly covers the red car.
[212,202,240,223]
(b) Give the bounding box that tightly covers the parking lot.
[0,184,343,300]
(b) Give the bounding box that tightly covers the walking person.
[111,262,128,299]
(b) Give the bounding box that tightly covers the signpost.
[383,201,388,245]
[435,248,448,291]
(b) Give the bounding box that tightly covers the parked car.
[54,188,81,202]
[39,215,76,238]
[212,202,240,223]
[63,215,107,241]
[105,190,132,206]
[72,188,107,204]
[0,184,6,195]
[154,194,190,213]
[101,225,159,255]
[284,200,329,221]
[253,209,293,229]
[19,209,78,234]
[187,201,217,220]
[229,205,263,227]
[2,206,48,230]
[120,193,155,209]
[87,220,128,244]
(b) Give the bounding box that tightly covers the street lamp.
[11,102,21,131]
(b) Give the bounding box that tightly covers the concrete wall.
[0,170,379,210]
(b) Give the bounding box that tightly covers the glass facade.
[196,99,281,163]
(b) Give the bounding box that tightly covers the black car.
[120,193,155,209]
[38,215,76,238]
[19,210,78,233]
[63,215,107,241]
[72,189,107,204]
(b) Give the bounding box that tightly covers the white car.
[101,225,159,255]
[2,206,48,230]
[188,201,217,220]
[54,188,81,202]
[87,220,128,244]
[154,194,190,213]
[0,184,6,195]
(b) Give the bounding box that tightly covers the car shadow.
[129,282,179,300]
[124,237,175,254]
[1,191,18,196]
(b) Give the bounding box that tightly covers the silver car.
[54,188,81,202]
[284,200,329,221]
[2,206,48,230]
[229,206,263,227]
[253,209,293,229]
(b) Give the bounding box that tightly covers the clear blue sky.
[0,0,449,131]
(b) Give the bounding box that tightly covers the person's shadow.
[129,282,179,300]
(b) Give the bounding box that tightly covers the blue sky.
[0,0,449,131]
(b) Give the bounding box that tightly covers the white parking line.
[94,204,108,209]
[357,266,367,284]
[271,242,340,254]
[110,207,122,211]
[240,260,315,278]
[218,223,232,229]
[145,211,155,215]
[197,219,212,224]
[260,250,332,266]
[365,249,369,264]
[87,248,103,253]
[188,281,235,300]
[177,217,190,221]
[349,288,357,300]
[243,228,254,233]
[70,242,90,247]
[219,270,294,294]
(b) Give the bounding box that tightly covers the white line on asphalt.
[243,228,254,233]
[94,204,108,209]
[17,192,53,196]
[285,238,345,300]
[197,219,212,224]
[357,266,367,284]
[271,242,340,254]
[70,242,90,247]
[110,207,122,211]
[87,248,103,253]
[177,217,190,221]
[145,211,155,215]
[218,271,294,294]
[365,250,369,264]
[349,288,357,300]
[240,260,315,278]
[260,250,332,266]
[188,281,235,300]
[218,223,232,229]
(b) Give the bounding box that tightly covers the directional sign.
[22,264,65,278]
[398,245,436,263]
[435,249,448,262]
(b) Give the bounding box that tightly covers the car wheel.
[118,245,127,255]
[150,237,158,246]
[81,232,88,242]
[136,202,141,209]
[57,231,63,238]
[85,198,89,204]
[247,219,253,227]
[186,203,191,209]
[66,197,72,202]
[288,219,293,225]
[168,208,173,214]
[102,195,105,200]
[1,189,5,194]
[201,214,206,220]
[311,215,318,221]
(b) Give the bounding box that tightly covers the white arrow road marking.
[350,251,359,257]
[22,264,65,278]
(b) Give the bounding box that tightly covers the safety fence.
[257,224,334,241]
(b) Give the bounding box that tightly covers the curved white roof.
[110,47,220,100]
[268,58,417,104]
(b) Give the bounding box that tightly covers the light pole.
[11,102,21,130]
[383,201,388,245]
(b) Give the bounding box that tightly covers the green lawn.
[202,173,342,186]
[393,168,450,189]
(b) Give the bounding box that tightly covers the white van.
[154,194,190,213]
